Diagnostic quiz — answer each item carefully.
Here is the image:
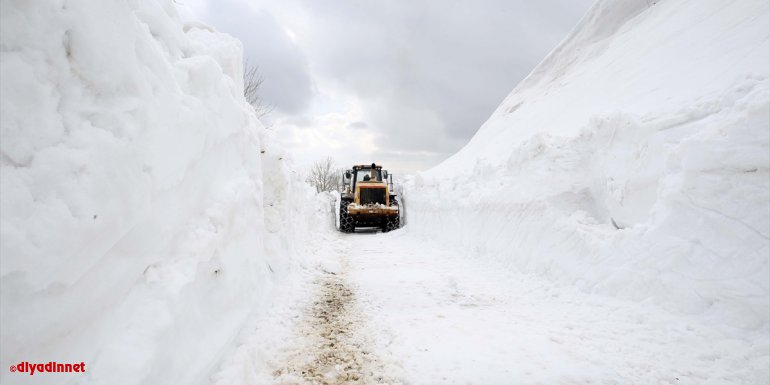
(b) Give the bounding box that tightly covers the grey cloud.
[200,1,314,114]
[368,148,449,177]
[282,0,592,166]
[197,0,592,170]
[284,115,313,127]
[347,121,368,129]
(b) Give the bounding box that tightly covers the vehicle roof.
[352,164,382,170]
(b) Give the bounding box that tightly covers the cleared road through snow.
[214,229,766,385]
[346,230,766,385]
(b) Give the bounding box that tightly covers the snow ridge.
[407,0,769,338]
[0,1,322,384]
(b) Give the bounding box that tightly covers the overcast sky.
[179,0,593,174]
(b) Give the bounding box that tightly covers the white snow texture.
[408,0,769,336]
[0,1,323,384]
[2,0,769,384]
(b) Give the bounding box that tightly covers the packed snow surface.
[212,231,768,384]
[1,1,323,384]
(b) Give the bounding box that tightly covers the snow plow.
[339,163,400,233]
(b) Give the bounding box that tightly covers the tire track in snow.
[272,257,402,385]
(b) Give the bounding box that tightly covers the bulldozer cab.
[357,169,382,182]
[343,164,388,192]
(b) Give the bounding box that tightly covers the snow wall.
[0,1,327,384]
[407,0,770,331]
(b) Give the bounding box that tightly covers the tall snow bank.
[407,0,769,331]
[0,1,321,384]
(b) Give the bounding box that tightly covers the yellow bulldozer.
[339,163,400,233]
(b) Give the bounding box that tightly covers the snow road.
[213,229,767,385]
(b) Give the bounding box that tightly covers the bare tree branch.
[243,59,273,119]
[306,156,341,193]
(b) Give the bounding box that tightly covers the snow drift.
[407,0,769,334]
[0,1,323,384]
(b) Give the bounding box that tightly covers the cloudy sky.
[179,0,593,174]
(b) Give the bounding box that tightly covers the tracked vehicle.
[339,163,400,233]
